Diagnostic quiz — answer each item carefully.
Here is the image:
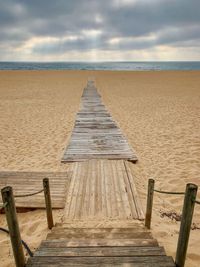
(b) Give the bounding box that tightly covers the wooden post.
[43,178,54,229]
[175,183,198,267]
[1,186,25,267]
[145,179,155,229]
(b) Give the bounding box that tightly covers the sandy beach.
[0,70,200,266]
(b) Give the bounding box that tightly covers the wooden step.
[55,220,144,228]
[56,220,144,227]
[40,238,159,248]
[47,230,152,240]
[50,227,147,234]
[27,255,175,266]
[34,246,166,257]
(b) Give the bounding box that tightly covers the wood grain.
[0,171,72,208]
[64,160,144,221]
[62,80,137,162]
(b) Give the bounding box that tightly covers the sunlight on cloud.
[2,45,200,61]
[16,35,80,56]
[81,29,102,38]
[20,36,79,49]
[112,0,163,7]
[95,14,103,24]
[108,34,157,45]
[108,38,121,45]
[112,0,136,7]
[0,0,199,61]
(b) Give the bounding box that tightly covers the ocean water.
[0,61,200,71]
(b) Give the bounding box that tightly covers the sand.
[0,70,200,266]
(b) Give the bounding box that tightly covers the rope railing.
[14,188,44,198]
[145,178,198,267]
[194,199,200,205]
[1,177,54,267]
[0,227,33,257]
[153,188,185,195]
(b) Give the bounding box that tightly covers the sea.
[0,61,200,71]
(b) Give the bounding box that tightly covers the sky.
[0,0,200,61]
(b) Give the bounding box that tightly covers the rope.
[14,189,44,198]
[0,227,33,257]
[194,199,200,205]
[154,189,185,195]
[0,202,8,208]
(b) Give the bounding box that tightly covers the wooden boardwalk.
[3,79,175,266]
[62,80,137,162]
[27,222,175,267]
[0,171,71,208]
[64,159,144,220]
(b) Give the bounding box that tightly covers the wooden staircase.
[26,222,175,266]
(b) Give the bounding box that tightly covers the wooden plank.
[63,160,144,221]
[40,238,159,248]
[27,256,175,266]
[0,171,71,208]
[124,162,145,220]
[46,231,153,240]
[56,220,144,228]
[62,81,137,162]
[34,246,166,257]
[50,228,148,234]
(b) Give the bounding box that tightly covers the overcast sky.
[0,0,200,61]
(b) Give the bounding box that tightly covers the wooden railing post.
[1,186,25,267]
[43,178,54,229]
[145,179,155,229]
[175,183,198,267]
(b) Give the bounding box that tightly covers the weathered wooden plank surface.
[27,256,175,266]
[0,171,72,208]
[63,160,144,221]
[27,226,175,266]
[62,80,137,162]
[27,224,175,266]
[34,246,166,257]
[25,78,175,267]
[47,230,152,240]
[55,219,145,228]
[47,227,152,240]
[40,238,159,248]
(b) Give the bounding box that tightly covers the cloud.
[0,0,199,61]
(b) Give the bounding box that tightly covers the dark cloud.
[0,0,199,59]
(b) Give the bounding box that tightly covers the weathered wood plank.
[123,162,145,220]
[46,231,153,240]
[63,160,144,221]
[25,79,174,267]
[40,238,159,248]
[0,171,72,208]
[62,81,137,162]
[50,228,148,234]
[34,246,166,257]
[27,256,175,266]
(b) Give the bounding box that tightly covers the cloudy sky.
[0,0,200,61]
